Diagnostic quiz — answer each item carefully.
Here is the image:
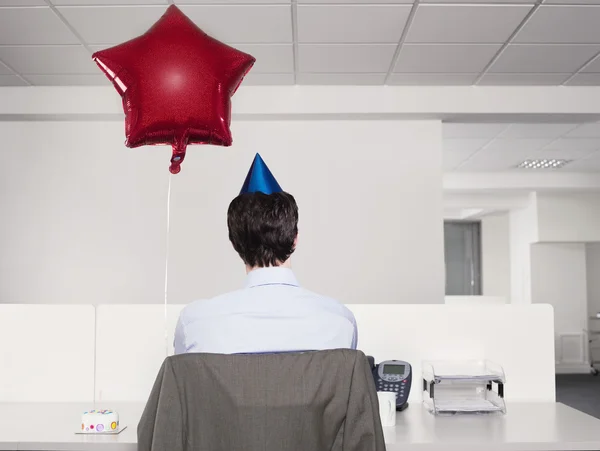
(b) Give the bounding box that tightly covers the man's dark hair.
[227,191,299,268]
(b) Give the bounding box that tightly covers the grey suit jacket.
[138,349,386,451]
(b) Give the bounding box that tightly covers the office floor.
[556,374,600,419]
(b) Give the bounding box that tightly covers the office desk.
[1,402,600,451]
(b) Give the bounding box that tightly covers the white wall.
[509,194,538,305]
[537,193,600,243]
[0,120,444,305]
[587,243,600,319]
[481,213,511,298]
[531,243,589,372]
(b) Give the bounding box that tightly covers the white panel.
[93,304,555,402]
[544,138,600,151]
[349,304,555,402]
[442,123,508,139]
[406,5,533,43]
[243,73,295,85]
[478,73,571,85]
[444,147,482,170]
[388,73,478,85]
[0,75,27,86]
[0,46,95,75]
[297,5,411,43]
[499,123,577,139]
[179,5,292,43]
[514,5,600,43]
[558,334,586,363]
[566,73,600,86]
[297,73,386,85]
[0,305,95,402]
[489,44,600,73]
[394,44,500,73]
[178,0,286,3]
[57,5,166,45]
[298,44,396,72]
[26,74,109,86]
[95,305,183,402]
[565,122,600,138]
[235,44,293,73]
[0,7,79,45]
[580,54,600,72]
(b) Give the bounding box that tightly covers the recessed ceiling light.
[516,159,571,169]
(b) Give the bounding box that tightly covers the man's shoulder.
[179,289,248,321]
[297,288,356,320]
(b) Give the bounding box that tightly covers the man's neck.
[246,259,292,274]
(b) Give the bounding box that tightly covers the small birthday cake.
[81,409,119,433]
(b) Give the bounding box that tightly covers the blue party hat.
[240,153,283,195]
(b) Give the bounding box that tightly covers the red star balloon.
[92,5,255,174]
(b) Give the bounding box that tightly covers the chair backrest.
[138,349,385,451]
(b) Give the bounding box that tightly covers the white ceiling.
[443,122,600,171]
[4,1,600,86]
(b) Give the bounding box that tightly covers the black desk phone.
[367,356,412,411]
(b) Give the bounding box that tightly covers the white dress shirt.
[174,267,357,354]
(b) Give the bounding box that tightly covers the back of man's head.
[227,191,298,268]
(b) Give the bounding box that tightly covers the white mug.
[377,391,397,427]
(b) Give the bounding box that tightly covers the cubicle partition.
[0,304,555,404]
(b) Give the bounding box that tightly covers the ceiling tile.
[297,5,410,43]
[53,0,167,4]
[478,73,571,85]
[565,73,600,85]
[241,73,294,85]
[0,7,79,45]
[488,44,600,73]
[457,149,535,171]
[544,138,600,151]
[580,54,600,72]
[514,6,600,44]
[0,0,45,4]
[565,123,600,137]
[544,0,600,4]
[444,138,490,153]
[0,61,12,75]
[498,123,577,139]
[297,0,411,3]
[387,73,478,85]
[298,44,396,73]
[405,5,533,44]
[0,75,28,86]
[0,45,95,75]
[421,0,532,3]
[179,5,292,43]
[444,147,479,171]
[177,0,287,3]
[483,138,553,152]
[296,73,386,84]
[394,44,500,73]
[537,148,598,159]
[234,45,293,73]
[561,155,600,171]
[25,74,109,85]
[56,6,166,45]
[442,123,509,139]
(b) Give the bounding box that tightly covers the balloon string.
[164,173,173,358]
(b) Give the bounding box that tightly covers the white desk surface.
[1,402,600,451]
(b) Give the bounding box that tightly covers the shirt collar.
[245,267,300,288]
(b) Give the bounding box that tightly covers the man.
[174,153,357,354]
